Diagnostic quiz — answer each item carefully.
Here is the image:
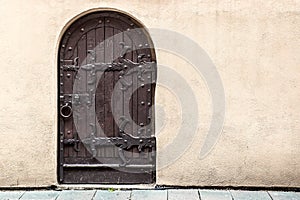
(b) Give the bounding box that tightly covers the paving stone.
[20,191,59,200]
[199,190,232,200]
[230,190,271,200]
[56,190,96,200]
[168,189,199,200]
[93,190,131,200]
[131,190,167,200]
[268,191,300,200]
[0,191,25,200]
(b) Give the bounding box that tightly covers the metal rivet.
[67,73,71,78]
[124,140,127,143]
[92,140,96,143]
[141,101,145,105]
[60,74,63,77]
[145,44,149,47]
[138,44,143,48]
[60,82,63,86]
[147,76,151,79]
[68,47,72,51]
[124,65,127,69]
[99,20,102,23]
[60,59,64,62]
[130,23,134,26]
[67,32,71,35]
[80,28,84,32]
[148,54,151,58]
[148,102,151,106]
[141,83,144,87]
[127,28,130,31]
[139,139,143,143]
[119,75,123,78]
[140,123,144,126]
[62,45,65,48]
[147,89,151,92]
[106,19,110,23]
[67,130,71,134]
[148,129,151,132]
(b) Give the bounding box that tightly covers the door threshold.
[57,184,156,190]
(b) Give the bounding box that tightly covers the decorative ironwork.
[81,133,156,152]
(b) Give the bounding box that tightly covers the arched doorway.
[58,10,156,184]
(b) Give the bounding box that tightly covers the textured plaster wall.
[0,0,299,187]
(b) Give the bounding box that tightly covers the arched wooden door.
[58,11,156,184]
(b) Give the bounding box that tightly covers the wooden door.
[58,11,156,184]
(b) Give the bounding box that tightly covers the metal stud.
[130,23,134,26]
[67,73,71,78]
[148,102,151,106]
[141,83,144,87]
[124,65,127,69]
[127,28,130,31]
[106,19,110,23]
[67,130,71,134]
[80,28,84,32]
[138,44,143,48]
[60,74,63,77]
[60,82,63,86]
[139,139,143,143]
[141,101,145,105]
[68,47,72,51]
[145,44,149,47]
[140,123,144,126]
[147,89,151,92]
[62,45,65,48]
[147,75,151,79]
[99,20,102,24]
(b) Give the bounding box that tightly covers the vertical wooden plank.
[86,29,96,158]
[123,34,134,159]
[63,62,73,158]
[132,42,139,158]
[113,28,124,158]
[104,19,114,158]
[77,33,87,157]
[95,25,105,158]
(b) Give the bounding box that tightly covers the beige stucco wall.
[0,0,299,187]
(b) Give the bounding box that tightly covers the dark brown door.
[58,11,156,184]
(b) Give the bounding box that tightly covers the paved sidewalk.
[0,189,299,200]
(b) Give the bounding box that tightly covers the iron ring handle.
[60,103,72,118]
